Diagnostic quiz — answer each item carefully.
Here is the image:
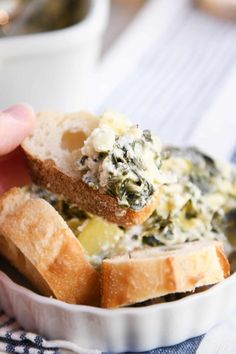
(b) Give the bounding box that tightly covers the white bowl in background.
[0,263,236,353]
[0,0,109,111]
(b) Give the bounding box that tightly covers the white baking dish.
[0,0,109,111]
[0,262,236,353]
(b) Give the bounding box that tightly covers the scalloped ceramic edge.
[0,270,236,352]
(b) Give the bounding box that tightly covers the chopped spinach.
[142,235,162,247]
[222,208,236,246]
[143,129,152,142]
[79,155,88,166]
[163,146,220,194]
[140,212,175,246]
[79,129,162,210]
[183,200,198,219]
[29,186,89,223]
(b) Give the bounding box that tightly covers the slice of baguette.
[0,187,100,306]
[21,111,159,227]
[101,241,230,308]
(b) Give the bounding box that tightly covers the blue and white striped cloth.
[1,0,236,352]
[0,311,59,354]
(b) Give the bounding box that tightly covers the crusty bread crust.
[0,188,100,305]
[0,234,54,296]
[101,241,230,308]
[24,155,159,227]
[22,112,159,227]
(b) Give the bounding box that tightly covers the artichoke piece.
[77,217,124,256]
[223,208,236,246]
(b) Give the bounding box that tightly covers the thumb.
[0,104,35,156]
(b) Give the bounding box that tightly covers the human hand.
[0,10,9,26]
[0,104,35,194]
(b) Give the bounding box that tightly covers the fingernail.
[4,104,35,126]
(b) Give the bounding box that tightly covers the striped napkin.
[0,311,59,354]
[0,311,101,354]
[1,0,236,353]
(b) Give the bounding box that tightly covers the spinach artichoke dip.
[30,146,236,268]
[77,112,164,210]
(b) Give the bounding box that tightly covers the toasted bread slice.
[101,241,230,308]
[21,111,159,227]
[0,187,100,305]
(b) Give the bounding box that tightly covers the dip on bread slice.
[22,111,166,227]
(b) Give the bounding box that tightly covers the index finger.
[0,104,36,156]
[0,10,9,26]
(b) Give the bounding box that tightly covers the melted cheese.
[78,111,164,210]
[30,148,236,267]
